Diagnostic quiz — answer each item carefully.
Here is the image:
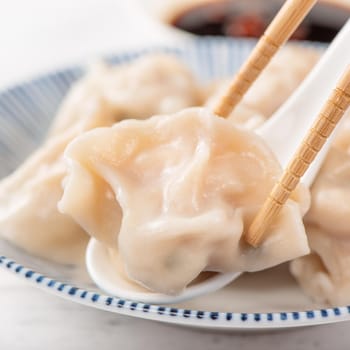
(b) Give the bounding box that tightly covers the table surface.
[1,1,350,348]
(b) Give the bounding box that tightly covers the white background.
[0,0,177,87]
[0,0,350,348]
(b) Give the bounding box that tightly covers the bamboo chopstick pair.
[214,0,350,247]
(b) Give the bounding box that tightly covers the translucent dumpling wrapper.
[49,54,201,136]
[0,130,88,264]
[59,107,310,294]
[291,140,350,305]
[290,225,350,306]
[306,147,350,236]
[0,85,125,264]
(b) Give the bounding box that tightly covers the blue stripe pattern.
[1,253,347,326]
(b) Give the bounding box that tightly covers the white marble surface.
[1,1,350,348]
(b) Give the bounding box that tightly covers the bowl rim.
[2,254,350,329]
[1,38,347,330]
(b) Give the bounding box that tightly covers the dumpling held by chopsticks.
[59,107,310,294]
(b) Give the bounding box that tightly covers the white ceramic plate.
[1,38,348,331]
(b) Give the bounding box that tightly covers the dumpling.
[0,68,121,263]
[0,129,88,264]
[306,147,350,236]
[49,54,201,136]
[0,90,124,264]
[205,46,320,129]
[290,225,350,306]
[59,107,309,294]
[291,140,350,305]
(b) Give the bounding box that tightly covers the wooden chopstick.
[246,66,350,248]
[214,0,318,118]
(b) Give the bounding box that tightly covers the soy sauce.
[171,1,349,42]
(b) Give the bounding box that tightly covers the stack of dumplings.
[2,47,347,304]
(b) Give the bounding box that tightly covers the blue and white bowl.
[0,38,347,331]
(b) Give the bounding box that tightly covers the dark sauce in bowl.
[171,0,349,42]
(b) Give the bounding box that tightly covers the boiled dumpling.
[0,130,88,264]
[0,92,122,264]
[291,141,350,305]
[49,54,201,136]
[59,107,310,294]
[291,225,350,306]
[0,85,120,263]
[305,147,350,236]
